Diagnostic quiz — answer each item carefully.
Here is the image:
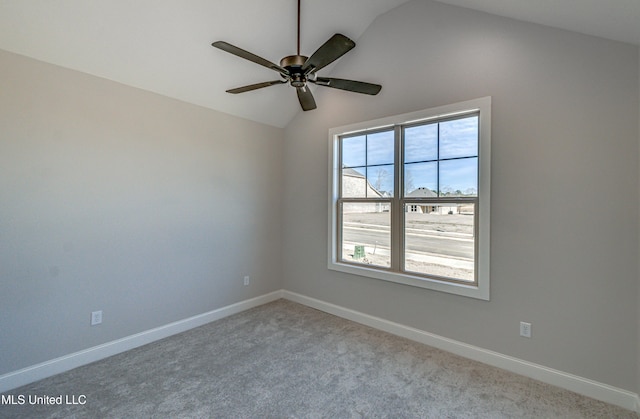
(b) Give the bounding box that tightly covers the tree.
[373,168,389,193]
[404,170,415,194]
[441,185,453,196]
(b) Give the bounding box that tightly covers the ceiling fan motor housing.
[281,55,309,87]
[280,55,307,68]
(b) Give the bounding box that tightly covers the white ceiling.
[1,0,639,128]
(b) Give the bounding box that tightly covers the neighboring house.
[342,168,389,213]
[405,187,473,215]
[343,178,473,215]
[405,187,438,213]
[342,168,383,198]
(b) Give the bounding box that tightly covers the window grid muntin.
[340,127,395,199]
[402,112,479,199]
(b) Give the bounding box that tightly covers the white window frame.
[328,97,491,300]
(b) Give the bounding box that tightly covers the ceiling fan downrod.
[280,0,308,88]
[297,0,301,56]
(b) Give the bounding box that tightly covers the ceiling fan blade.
[296,86,317,111]
[226,80,286,94]
[312,77,382,95]
[301,34,355,74]
[212,41,289,76]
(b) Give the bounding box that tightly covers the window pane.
[439,116,478,159]
[342,135,366,167]
[440,157,477,197]
[367,130,394,165]
[404,161,437,195]
[341,202,391,268]
[341,167,366,198]
[404,124,437,163]
[404,203,475,281]
[367,164,394,197]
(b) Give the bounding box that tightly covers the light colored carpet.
[1,299,637,418]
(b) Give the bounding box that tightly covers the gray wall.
[282,0,639,391]
[0,49,284,375]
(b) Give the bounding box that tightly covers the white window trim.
[328,97,491,300]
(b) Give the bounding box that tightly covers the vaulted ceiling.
[1,0,638,128]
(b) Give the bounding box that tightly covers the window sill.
[328,260,489,300]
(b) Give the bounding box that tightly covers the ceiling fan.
[212,0,381,111]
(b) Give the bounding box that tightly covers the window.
[328,97,490,300]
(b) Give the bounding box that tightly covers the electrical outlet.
[243,276,250,286]
[519,321,531,338]
[91,310,103,326]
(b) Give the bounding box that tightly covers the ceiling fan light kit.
[212,0,381,111]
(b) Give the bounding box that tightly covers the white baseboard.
[0,291,283,393]
[282,290,640,414]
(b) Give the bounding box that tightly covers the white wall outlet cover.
[91,310,103,326]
